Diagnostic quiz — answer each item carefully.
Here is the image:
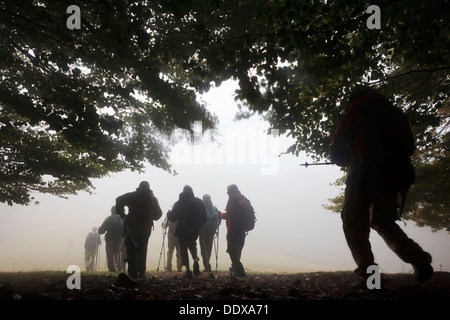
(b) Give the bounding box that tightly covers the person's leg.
[227,232,246,276]
[188,240,200,275]
[175,239,183,272]
[85,250,94,271]
[125,236,138,278]
[370,192,433,282]
[105,241,115,271]
[341,185,375,278]
[203,233,214,272]
[178,239,192,278]
[166,235,175,271]
[199,232,208,271]
[136,236,150,278]
[111,241,122,271]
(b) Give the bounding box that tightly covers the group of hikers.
[85,85,434,284]
[85,182,255,279]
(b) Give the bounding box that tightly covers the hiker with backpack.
[168,185,207,278]
[219,184,256,278]
[199,194,221,273]
[115,181,163,279]
[98,206,124,272]
[84,226,102,271]
[330,85,433,283]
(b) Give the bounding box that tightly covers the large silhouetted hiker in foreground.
[115,181,162,279]
[330,85,433,283]
[220,184,256,278]
[168,185,207,278]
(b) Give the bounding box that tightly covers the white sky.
[1,80,449,274]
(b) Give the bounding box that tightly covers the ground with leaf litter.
[1,270,449,300]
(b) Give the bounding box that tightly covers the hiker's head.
[111,205,116,215]
[137,181,150,191]
[227,184,240,196]
[92,226,98,232]
[183,185,194,196]
[203,194,212,205]
[346,85,375,110]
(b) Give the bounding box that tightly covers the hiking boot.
[353,263,377,280]
[412,252,434,283]
[203,263,211,273]
[229,267,246,278]
[193,261,200,276]
[234,270,246,277]
[184,270,193,279]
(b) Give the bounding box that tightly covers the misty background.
[1,80,449,274]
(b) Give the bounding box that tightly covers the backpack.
[237,196,256,232]
[202,205,219,233]
[107,215,124,238]
[362,103,416,193]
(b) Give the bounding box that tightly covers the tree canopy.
[1,0,219,205]
[1,0,448,232]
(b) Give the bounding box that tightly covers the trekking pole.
[157,224,168,271]
[124,220,137,249]
[104,235,107,270]
[97,243,101,272]
[95,234,100,272]
[213,227,219,274]
[299,161,333,168]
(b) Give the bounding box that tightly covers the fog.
[1,80,449,274]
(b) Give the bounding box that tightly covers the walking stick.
[95,234,100,272]
[213,227,219,274]
[299,161,333,168]
[104,235,107,270]
[124,220,137,249]
[157,224,168,271]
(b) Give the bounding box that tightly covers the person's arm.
[168,203,180,222]
[115,192,132,219]
[214,206,221,227]
[98,217,109,235]
[219,211,228,220]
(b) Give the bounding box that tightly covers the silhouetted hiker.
[84,226,101,271]
[199,194,221,272]
[98,206,124,272]
[168,185,207,278]
[220,184,255,277]
[161,211,182,272]
[116,181,163,279]
[330,85,433,283]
